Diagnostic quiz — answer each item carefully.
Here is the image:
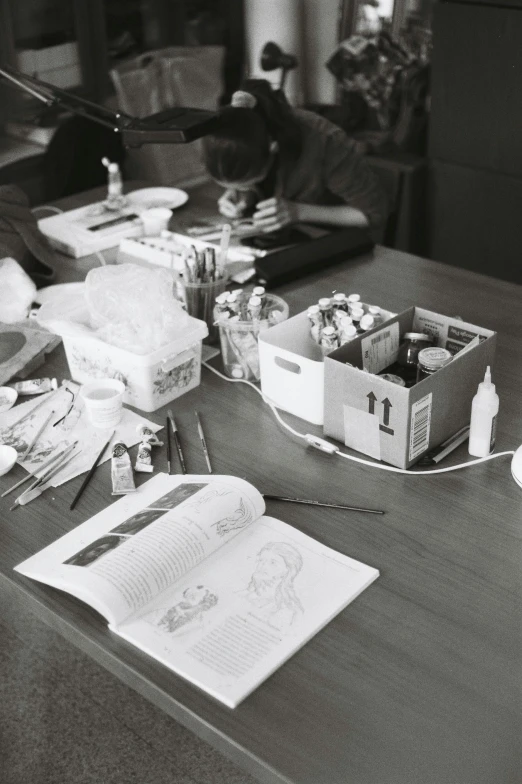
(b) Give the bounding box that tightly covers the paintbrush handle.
[263,495,385,514]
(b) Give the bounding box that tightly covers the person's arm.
[252,198,369,232]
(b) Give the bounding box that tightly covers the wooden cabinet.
[428,1,522,283]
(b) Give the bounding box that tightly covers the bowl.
[0,386,18,413]
[0,445,18,476]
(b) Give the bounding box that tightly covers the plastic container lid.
[417,347,452,370]
[403,332,432,342]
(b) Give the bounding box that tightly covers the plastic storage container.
[215,293,289,382]
[258,305,396,426]
[62,316,208,412]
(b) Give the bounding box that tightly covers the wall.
[302,0,338,104]
[244,0,339,105]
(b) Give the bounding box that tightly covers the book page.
[114,516,379,708]
[14,474,265,627]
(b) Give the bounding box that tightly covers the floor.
[0,588,257,784]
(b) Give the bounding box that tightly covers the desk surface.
[1,184,521,784]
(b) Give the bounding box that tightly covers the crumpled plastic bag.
[85,264,191,354]
[36,265,193,354]
[0,257,37,323]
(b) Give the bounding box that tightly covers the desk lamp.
[260,41,298,92]
[0,64,218,145]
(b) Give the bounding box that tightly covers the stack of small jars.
[306,292,383,356]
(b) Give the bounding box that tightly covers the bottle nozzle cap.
[478,365,495,394]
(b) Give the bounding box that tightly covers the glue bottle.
[468,366,499,457]
[102,157,125,210]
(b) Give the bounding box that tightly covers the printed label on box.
[447,325,479,344]
[409,393,432,461]
[414,314,446,343]
[361,322,400,374]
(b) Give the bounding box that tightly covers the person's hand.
[252,197,299,233]
[217,189,250,220]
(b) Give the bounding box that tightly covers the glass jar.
[398,332,433,368]
[416,347,453,382]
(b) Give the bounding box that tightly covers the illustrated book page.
[14,474,265,627]
[115,513,379,707]
[14,473,379,707]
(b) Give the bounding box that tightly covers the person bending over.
[202,80,388,242]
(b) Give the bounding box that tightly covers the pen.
[194,410,212,473]
[20,409,55,461]
[70,431,115,510]
[263,495,385,514]
[166,415,172,475]
[418,425,470,466]
[167,410,187,474]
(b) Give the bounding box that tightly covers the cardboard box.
[323,307,497,468]
[259,307,396,426]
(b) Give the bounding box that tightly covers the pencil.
[194,410,212,473]
[263,495,385,514]
[166,415,172,475]
[420,425,471,465]
[70,432,115,510]
[20,409,55,461]
[167,410,187,474]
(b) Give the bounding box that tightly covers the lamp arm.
[0,63,218,144]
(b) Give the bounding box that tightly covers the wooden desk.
[1,185,521,784]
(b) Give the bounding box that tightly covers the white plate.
[0,386,18,413]
[126,187,189,211]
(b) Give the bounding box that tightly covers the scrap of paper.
[0,382,161,487]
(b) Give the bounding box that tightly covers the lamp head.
[260,42,298,74]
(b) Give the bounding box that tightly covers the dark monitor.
[254,227,375,288]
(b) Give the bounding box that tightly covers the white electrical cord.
[31,205,107,265]
[202,361,515,475]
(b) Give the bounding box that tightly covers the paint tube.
[11,378,58,395]
[135,441,154,473]
[111,443,136,495]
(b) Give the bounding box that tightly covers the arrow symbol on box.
[367,391,377,414]
[382,397,392,426]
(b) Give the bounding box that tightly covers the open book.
[15,474,379,708]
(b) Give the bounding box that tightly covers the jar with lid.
[397,332,433,385]
[416,347,453,382]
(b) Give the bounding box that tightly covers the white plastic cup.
[80,379,125,428]
[140,208,172,236]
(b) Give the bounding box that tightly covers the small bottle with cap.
[358,313,375,332]
[468,366,499,457]
[339,319,357,345]
[318,297,333,327]
[367,305,383,325]
[416,347,452,382]
[307,305,323,343]
[332,308,347,330]
[102,158,126,211]
[320,325,339,356]
[350,307,365,330]
[332,292,349,313]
